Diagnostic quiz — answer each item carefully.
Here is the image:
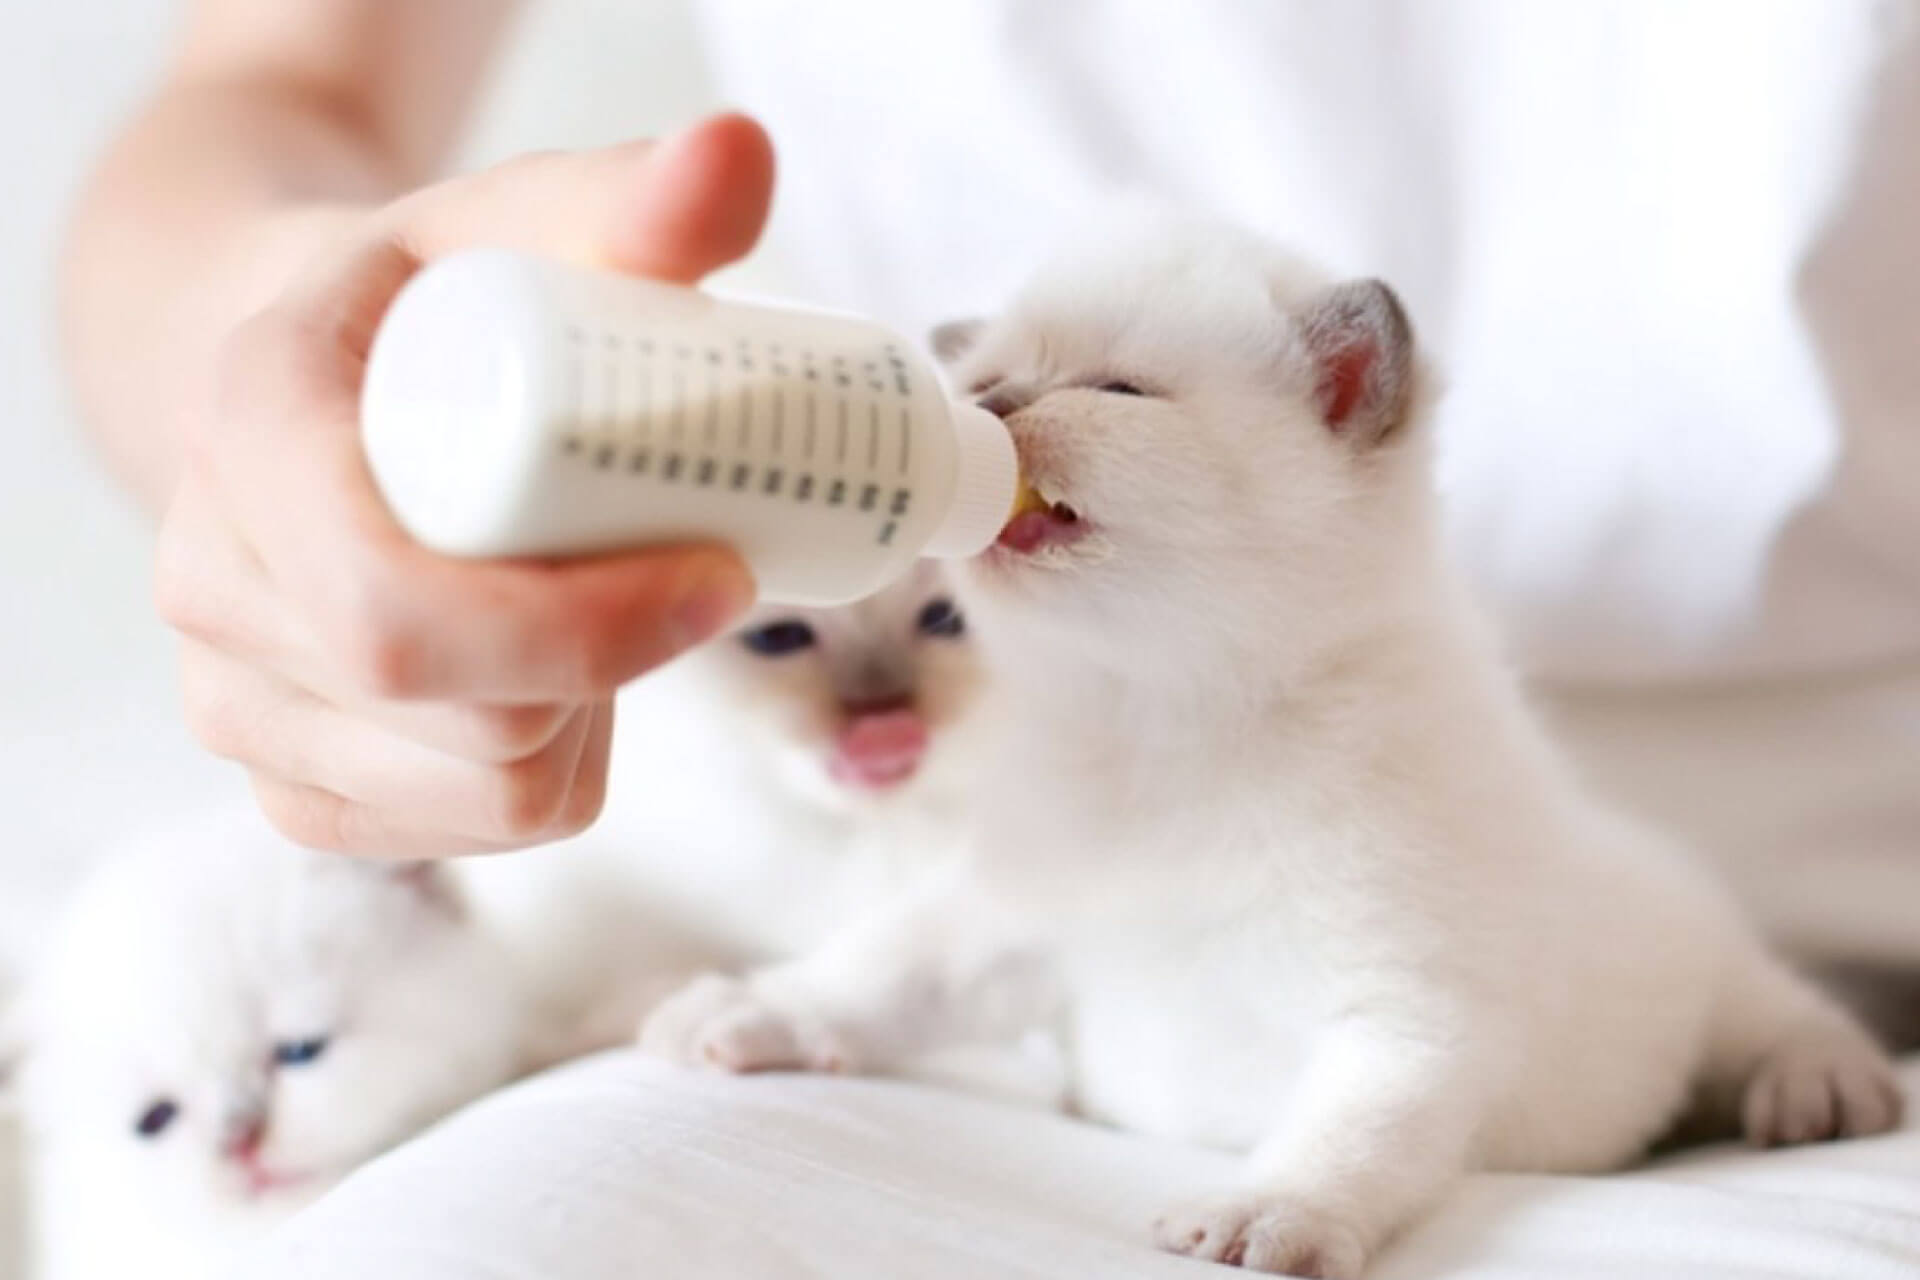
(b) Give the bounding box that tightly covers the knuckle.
[324,560,429,699]
[151,477,225,642]
[337,625,427,700]
[211,311,302,426]
[177,648,255,762]
[151,533,207,637]
[181,683,245,760]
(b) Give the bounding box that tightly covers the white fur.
[9,810,526,1280]
[642,220,1902,1277]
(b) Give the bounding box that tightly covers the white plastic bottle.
[360,250,1020,605]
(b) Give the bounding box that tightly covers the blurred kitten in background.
[597,560,989,958]
[465,562,999,1069]
[4,811,528,1280]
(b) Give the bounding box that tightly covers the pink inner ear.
[1317,337,1378,428]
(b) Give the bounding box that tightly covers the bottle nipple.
[1010,476,1049,520]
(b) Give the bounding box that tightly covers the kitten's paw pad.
[1154,1195,1366,1278]
[1742,1029,1904,1146]
[637,974,851,1075]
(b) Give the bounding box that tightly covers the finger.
[209,271,754,703]
[386,113,775,280]
[183,642,603,844]
[160,486,581,764]
[251,776,525,860]
[603,112,777,282]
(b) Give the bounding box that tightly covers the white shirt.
[515,2,1920,962]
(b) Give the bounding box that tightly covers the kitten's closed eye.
[273,1036,330,1068]
[134,1097,179,1140]
[917,598,965,639]
[1096,380,1148,397]
[741,620,818,657]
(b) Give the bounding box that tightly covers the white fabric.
[685,0,1920,962]
[246,1053,1920,1279]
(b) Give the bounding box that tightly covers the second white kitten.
[7,811,527,1280]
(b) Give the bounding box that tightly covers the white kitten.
[593,561,990,961]
[641,220,1904,1277]
[8,810,526,1280]
[460,564,994,1069]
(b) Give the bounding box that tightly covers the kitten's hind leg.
[1702,944,1904,1147]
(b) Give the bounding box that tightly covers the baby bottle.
[360,250,1020,605]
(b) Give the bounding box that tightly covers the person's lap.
[247,1053,1920,1279]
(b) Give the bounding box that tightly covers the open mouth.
[997,477,1088,554]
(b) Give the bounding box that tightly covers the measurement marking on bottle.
[796,474,815,502]
[738,387,752,450]
[630,449,651,474]
[836,399,848,464]
[594,444,616,469]
[867,403,880,469]
[827,479,847,506]
[704,387,718,448]
[899,407,912,475]
[771,391,785,454]
[664,454,684,481]
[804,393,817,459]
[891,489,912,517]
[764,468,784,496]
[696,458,717,486]
[603,334,621,439]
[859,484,879,512]
[671,369,686,444]
[878,520,898,546]
[562,437,582,455]
[730,463,751,491]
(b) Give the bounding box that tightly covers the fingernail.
[670,559,756,651]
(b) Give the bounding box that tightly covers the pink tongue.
[997,511,1057,553]
[829,710,929,789]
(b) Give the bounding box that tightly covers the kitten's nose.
[221,1107,268,1162]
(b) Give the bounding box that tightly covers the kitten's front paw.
[637,973,854,1074]
[1154,1194,1367,1278]
[1742,1027,1904,1146]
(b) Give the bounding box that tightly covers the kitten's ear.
[1294,279,1415,446]
[928,318,984,366]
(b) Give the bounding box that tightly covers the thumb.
[386,113,776,283]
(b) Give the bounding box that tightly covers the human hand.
[155,115,775,856]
